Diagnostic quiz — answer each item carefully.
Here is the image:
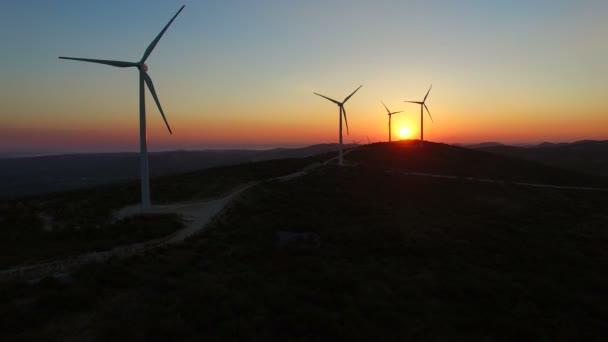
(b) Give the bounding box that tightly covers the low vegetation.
[0,156,329,267]
[0,213,182,268]
[1,145,607,340]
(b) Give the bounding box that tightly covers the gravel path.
[4,147,603,281]
[0,153,345,281]
[0,183,256,281]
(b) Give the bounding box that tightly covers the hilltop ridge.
[1,140,607,340]
[353,140,607,187]
[0,143,353,198]
[467,140,608,176]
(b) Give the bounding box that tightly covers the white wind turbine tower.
[405,85,433,146]
[381,101,403,143]
[314,85,362,166]
[59,5,185,210]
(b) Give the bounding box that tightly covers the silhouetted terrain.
[0,156,329,267]
[468,140,608,177]
[461,141,505,149]
[1,141,607,340]
[0,144,350,198]
[356,140,608,187]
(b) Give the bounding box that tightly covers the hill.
[1,141,607,340]
[470,140,608,177]
[0,155,330,268]
[0,143,351,198]
[460,141,504,149]
[355,140,607,187]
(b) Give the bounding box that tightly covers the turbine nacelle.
[404,85,434,146]
[404,85,433,122]
[58,5,185,209]
[58,5,185,137]
[313,85,363,165]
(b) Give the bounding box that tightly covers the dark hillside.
[0,144,351,198]
[476,140,608,177]
[1,143,607,340]
[352,140,608,187]
[0,156,328,267]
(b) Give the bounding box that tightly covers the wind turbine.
[405,85,433,146]
[314,85,362,166]
[59,5,185,210]
[381,101,403,143]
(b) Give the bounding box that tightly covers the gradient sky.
[1,0,607,153]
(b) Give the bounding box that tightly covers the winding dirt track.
[0,155,336,281]
[3,146,606,281]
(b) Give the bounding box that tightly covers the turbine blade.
[424,103,434,123]
[341,106,350,136]
[343,84,362,103]
[143,72,173,134]
[390,111,403,115]
[141,5,185,63]
[404,101,423,104]
[58,57,137,68]
[423,84,432,102]
[381,101,391,114]
[314,92,340,105]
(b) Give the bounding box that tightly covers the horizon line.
[2,139,606,159]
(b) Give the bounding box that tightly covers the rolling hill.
[354,140,608,187]
[1,141,607,340]
[0,143,351,198]
[469,140,608,177]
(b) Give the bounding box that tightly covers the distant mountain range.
[0,144,352,198]
[465,140,608,177]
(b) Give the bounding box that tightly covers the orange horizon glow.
[2,3,607,153]
[3,105,607,153]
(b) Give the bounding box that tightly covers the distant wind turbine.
[59,5,186,210]
[314,85,362,166]
[381,101,403,143]
[405,85,433,146]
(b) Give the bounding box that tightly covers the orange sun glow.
[398,126,411,139]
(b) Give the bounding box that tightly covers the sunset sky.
[1,0,607,153]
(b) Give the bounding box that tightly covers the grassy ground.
[1,154,607,340]
[0,156,328,267]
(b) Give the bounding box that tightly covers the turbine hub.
[142,63,149,71]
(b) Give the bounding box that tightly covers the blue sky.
[1,0,607,152]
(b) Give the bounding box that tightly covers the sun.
[398,126,412,139]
